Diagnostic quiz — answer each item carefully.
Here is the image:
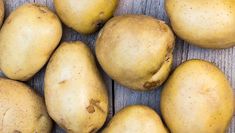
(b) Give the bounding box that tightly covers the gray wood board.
[1,0,234,132]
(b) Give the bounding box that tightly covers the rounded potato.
[96,15,175,91]
[161,60,234,133]
[0,0,4,27]
[54,0,118,34]
[165,0,235,48]
[0,3,62,81]
[0,78,52,133]
[45,41,108,133]
[103,105,168,133]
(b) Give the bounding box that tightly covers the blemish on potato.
[93,20,104,29]
[86,105,95,113]
[143,80,161,89]
[89,127,97,133]
[59,80,67,84]
[86,99,105,114]
[13,130,21,133]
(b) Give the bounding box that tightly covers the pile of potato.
[0,0,233,133]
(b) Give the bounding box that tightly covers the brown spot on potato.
[13,130,21,133]
[159,21,168,32]
[86,105,95,113]
[93,20,104,29]
[86,99,105,114]
[33,4,48,14]
[143,80,161,89]
[89,127,97,133]
[39,7,47,14]
[59,80,67,84]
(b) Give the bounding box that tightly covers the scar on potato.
[143,80,161,89]
[86,99,105,114]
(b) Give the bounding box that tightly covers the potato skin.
[103,105,168,133]
[45,41,108,133]
[0,3,62,81]
[0,78,52,133]
[0,0,4,27]
[54,0,118,34]
[96,15,175,91]
[161,60,234,133]
[165,0,235,48]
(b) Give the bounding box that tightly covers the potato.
[0,0,4,27]
[165,0,235,48]
[96,15,175,91]
[54,0,118,34]
[0,3,62,81]
[45,41,108,133]
[0,78,52,133]
[103,105,168,133]
[161,60,234,133]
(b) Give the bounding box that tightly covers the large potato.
[0,3,62,81]
[54,0,118,34]
[0,78,52,133]
[161,60,234,133]
[103,105,168,133]
[0,0,4,27]
[45,41,108,133]
[96,15,175,91]
[165,0,235,48]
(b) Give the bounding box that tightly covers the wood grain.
[0,0,234,132]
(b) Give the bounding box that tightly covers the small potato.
[0,0,4,27]
[96,15,175,91]
[54,0,118,34]
[103,105,168,133]
[161,60,234,133]
[165,0,235,48]
[0,3,62,81]
[45,41,108,133]
[0,78,52,133]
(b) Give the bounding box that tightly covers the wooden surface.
[1,0,234,132]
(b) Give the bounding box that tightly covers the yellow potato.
[45,41,108,133]
[165,0,235,48]
[161,60,234,133]
[0,0,4,27]
[0,78,52,133]
[103,105,168,133]
[0,3,62,81]
[96,15,175,91]
[54,0,118,34]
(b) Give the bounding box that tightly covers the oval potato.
[165,0,235,48]
[103,105,168,133]
[0,3,62,81]
[96,15,175,91]
[54,0,118,34]
[0,78,52,133]
[161,60,234,133]
[45,41,108,133]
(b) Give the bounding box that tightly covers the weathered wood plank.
[2,0,113,132]
[114,0,235,132]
